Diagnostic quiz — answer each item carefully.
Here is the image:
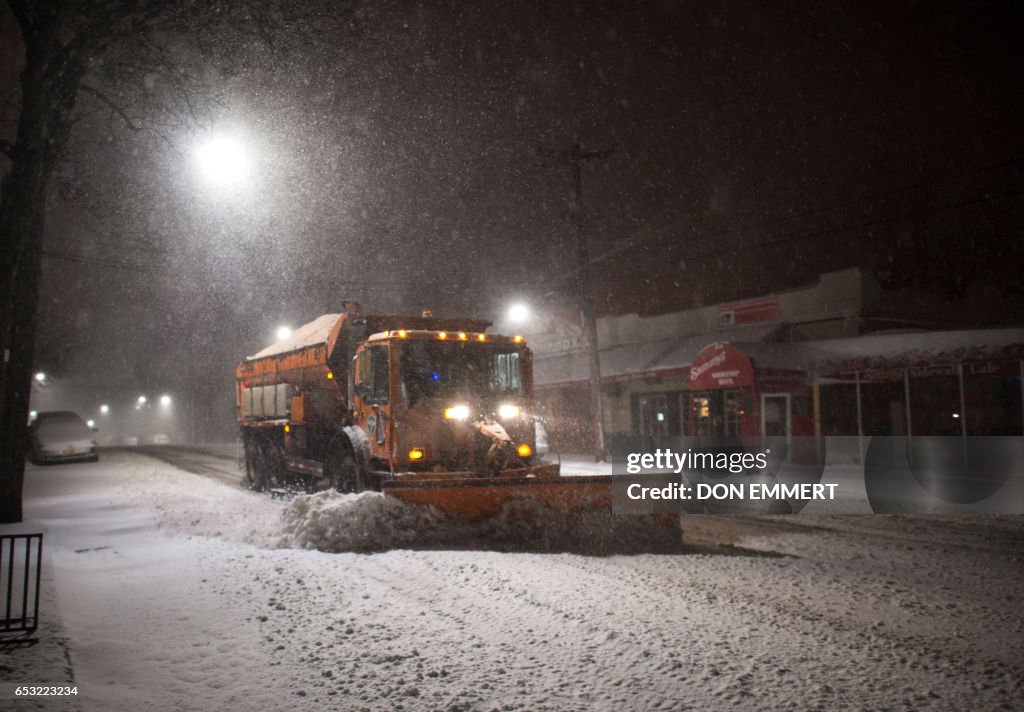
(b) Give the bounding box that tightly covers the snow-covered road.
[5,450,1022,711]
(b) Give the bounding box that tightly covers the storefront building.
[530,268,1024,453]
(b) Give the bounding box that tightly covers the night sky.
[3,0,1020,432]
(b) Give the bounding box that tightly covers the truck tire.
[326,449,363,494]
[245,438,284,492]
[243,438,262,490]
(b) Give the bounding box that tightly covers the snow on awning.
[534,324,790,387]
[809,328,1024,375]
[247,314,341,360]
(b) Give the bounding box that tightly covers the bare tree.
[0,0,353,522]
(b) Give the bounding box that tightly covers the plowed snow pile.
[278,489,682,553]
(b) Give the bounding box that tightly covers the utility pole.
[539,138,613,461]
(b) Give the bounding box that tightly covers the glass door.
[761,394,790,438]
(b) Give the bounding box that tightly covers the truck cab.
[351,328,538,476]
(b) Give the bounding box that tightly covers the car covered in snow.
[28,411,99,464]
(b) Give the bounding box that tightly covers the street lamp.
[195,134,249,186]
[100,404,110,414]
[160,394,172,406]
[137,395,147,405]
[507,303,530,324]
[276,325,292,341]
[34,372,46,383]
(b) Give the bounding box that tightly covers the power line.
[538,154,1024,292]
[40,250,158,273]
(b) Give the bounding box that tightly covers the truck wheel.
[243,441,263,490]
[261,442,285,490]
[327,449,363,494]
[246,440,284,492]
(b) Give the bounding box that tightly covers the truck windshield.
[401,340,523,406]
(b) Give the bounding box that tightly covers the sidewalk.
[0,521,79,711]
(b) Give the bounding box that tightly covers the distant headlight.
[498,404,520,419]
[444,404,471,421]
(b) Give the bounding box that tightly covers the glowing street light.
[86,419,96,429]
[160,394,172,406]
[34,372,46,383]
[507,303,530,324]
[100,404,110,414]
[276,325,292,341]
[137,395,147,405]
[195,134,250,186]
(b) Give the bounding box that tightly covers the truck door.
[354,344,391,462]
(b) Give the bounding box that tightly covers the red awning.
[689,342,755,390]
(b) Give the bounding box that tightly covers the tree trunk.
[0,14,93,522]
[0,185,43,523]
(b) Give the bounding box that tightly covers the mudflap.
[381,471,682,554]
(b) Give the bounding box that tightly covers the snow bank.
[278,489,682,554]
[277,490,451,552]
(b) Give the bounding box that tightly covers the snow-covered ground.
[2,449,1022,711]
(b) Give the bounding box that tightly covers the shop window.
[860,379,906,436]
[691,389,742,436]
[964,368,1023,435]
[819,384,859,436]
[637,394,669,436]
[632,391,687,436]
[909,373,960,436]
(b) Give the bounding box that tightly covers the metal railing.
[0,534,43,634]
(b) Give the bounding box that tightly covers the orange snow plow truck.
[235,305,680,548]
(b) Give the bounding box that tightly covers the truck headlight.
[498,404,520,419]
[444,404,470,420]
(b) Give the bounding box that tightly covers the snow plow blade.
[381,466,682,554]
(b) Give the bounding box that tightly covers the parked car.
[28,411,98,464]
[150,433,171,445]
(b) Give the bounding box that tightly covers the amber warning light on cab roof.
[376,329,524,344]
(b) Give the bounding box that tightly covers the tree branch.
[79,83,144,130]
